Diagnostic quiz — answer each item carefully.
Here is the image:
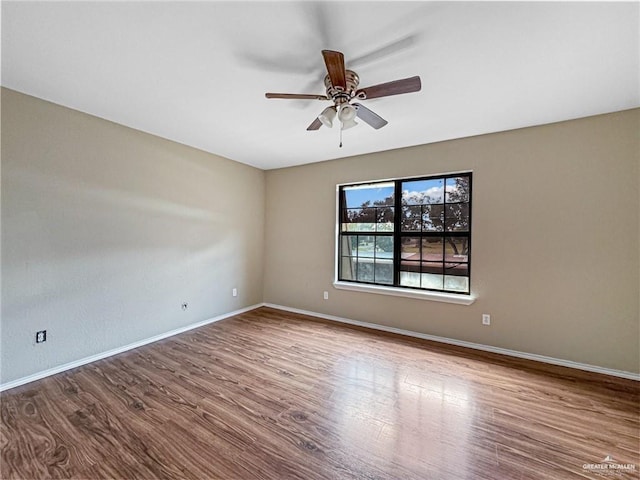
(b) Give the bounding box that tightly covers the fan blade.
[307,118,323,131]
[322,50,346,90]
[355,76,421,100]
[353,103,388,129]
[266,93,329,100]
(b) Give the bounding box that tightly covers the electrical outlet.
[323,291,329,300]
[36,330,47,343]
[482,314,491,326]
[232,288,238,297]
[181,303,188,311]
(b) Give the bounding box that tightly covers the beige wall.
[2,86,638,383]
[1,88,265,384]
[264,109,640,373]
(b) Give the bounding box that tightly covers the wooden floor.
[1,307,638,479]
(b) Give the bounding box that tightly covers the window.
[337,173,472,295]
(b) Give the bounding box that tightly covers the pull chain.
[339,123,343,148]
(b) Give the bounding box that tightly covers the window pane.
[374,237,394,259]
[343,207,375,232]
[445,275,469,292]
[423,204,444,232]
[444,237,469,260]
[355,258,374,283]
[402,205,421,232]
[400,271,421,287]
[402,179,444,204]
[356,235,375,258]
[340,235,358,257]
[422,237,443,257]
[421,273,444,290]
[444,261,468,277]
[374,259,394,285]
[343,183,394,208]
[376,206,394,232]
[340,256,355,280]
[422,262,444,275]
[401,237,420,261]
[400,260,421,274]
[420,238,444,274]
[445,204,469,232]
[445,176,470,203]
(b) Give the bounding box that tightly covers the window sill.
[333,281,476,305]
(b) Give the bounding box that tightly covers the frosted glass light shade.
[341,118,358,130]
[338,103,357,122]
[318,106,337,127]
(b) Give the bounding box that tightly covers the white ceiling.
[2,1,638,170]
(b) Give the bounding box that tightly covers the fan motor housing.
[325,70,359,104]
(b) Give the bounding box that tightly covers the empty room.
[1,1,639,479]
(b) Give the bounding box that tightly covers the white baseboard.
[3,301,636,392]
[0,303,263,392]
[264,303,640,381]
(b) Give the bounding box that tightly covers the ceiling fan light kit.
[318,106,337,128]
[338,104,358,131]
[338,103,357,123]
[340,118,358,131]
[265,50,422,146]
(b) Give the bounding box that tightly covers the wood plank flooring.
[1,306,638,479]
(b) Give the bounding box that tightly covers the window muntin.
[338,173,472,295]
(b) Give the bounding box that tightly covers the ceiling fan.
[265,50,421,140]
